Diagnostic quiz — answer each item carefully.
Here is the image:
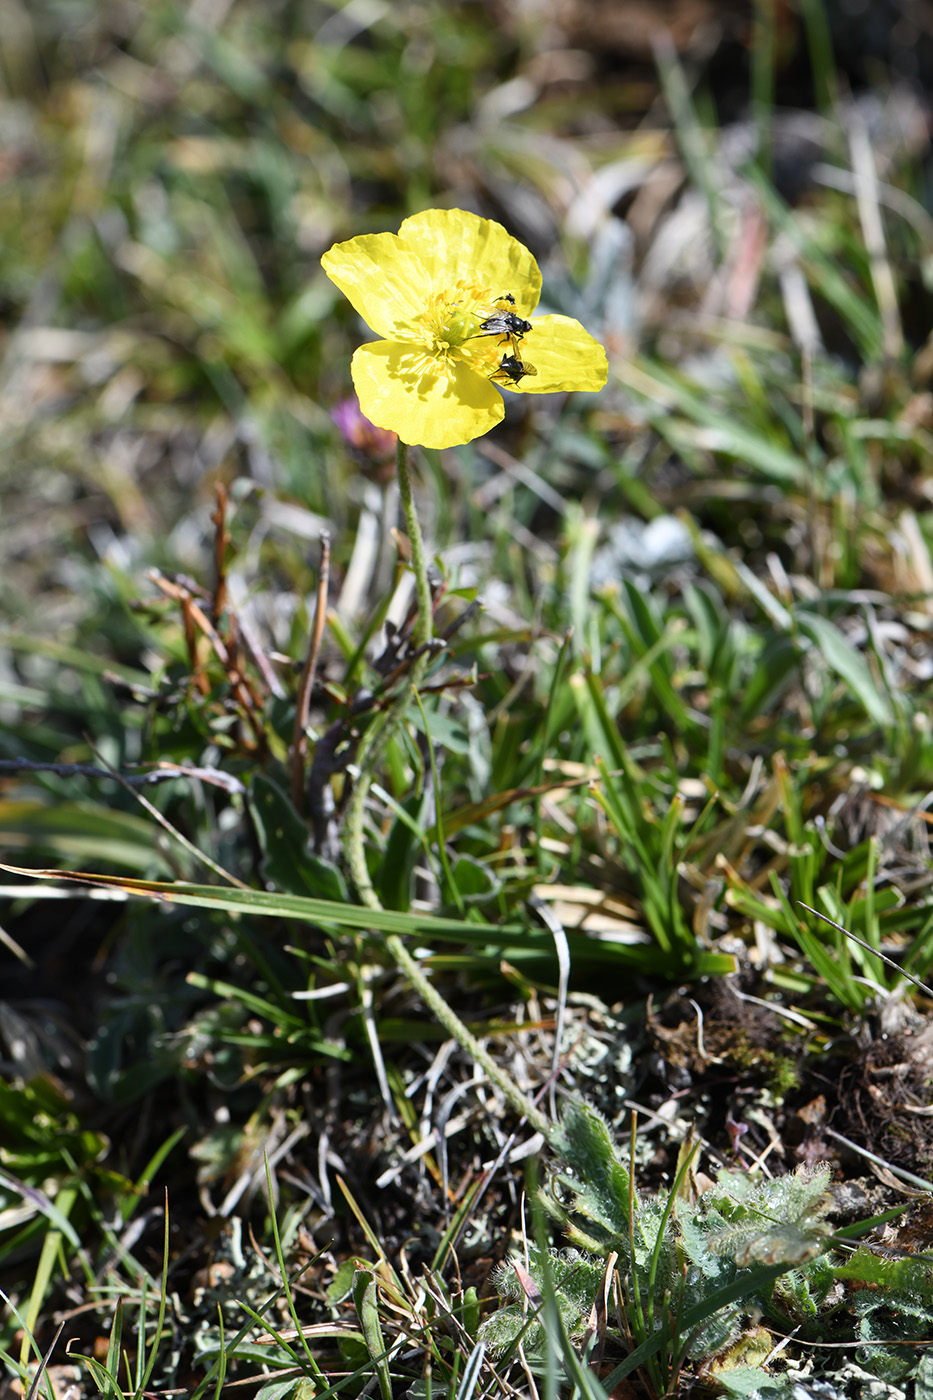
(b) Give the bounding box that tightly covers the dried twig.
[148,569,266,749]
[210,480,230,626]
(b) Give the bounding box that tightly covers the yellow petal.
[351,340,505,449]
[505,314,608,395]
[398,208,542,317]
[321,234,428,340]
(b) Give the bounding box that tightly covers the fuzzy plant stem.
[395,439,433,650]
[343,439,433,905]
[384,926,551,1139]
[345,439,551,1141]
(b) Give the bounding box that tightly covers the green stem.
[385,930,550,1138]
[343,658,429,907]
[395,439,433,648]
[343,439,433,905]
[343,439,551,1140]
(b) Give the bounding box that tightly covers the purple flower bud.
[331,396,397,460]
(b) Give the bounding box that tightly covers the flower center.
[414,281,531,382]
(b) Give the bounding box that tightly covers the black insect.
[479,310,533,338]
[482,293,535,382]
[493,352,536,383]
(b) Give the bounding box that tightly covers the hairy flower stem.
[342,439,433,906]
[395,440,433,649]
[342,667,427,907]
[344,440,550,1140]
[384,927,551,1139]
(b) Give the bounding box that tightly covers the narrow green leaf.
[352,1271,392,1400]
[616,359,808,485]
[796,611,892,725]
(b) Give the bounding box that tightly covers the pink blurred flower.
[331,395,398,462]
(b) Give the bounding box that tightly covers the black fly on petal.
[480,293,534,384]
[479,311,533,338]
[491,352,537,384]
[479,292,532,340]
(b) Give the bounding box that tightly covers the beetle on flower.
[321,208,607,451]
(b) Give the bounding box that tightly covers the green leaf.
[916,1348,933,1400]
[549,1100,633,1244]
[377,789,429,912]
[738,635,799,722]
[0,799,172,875]
[249,775,348,901]
[796,611,892,725]
[616,359,808,485]
[705,1163,833,1267]
[352,1270,392,1400]
[0,1165,82,1249]
[834,1247,933,1298]
[715,1367,790,1399]
[445,854,500,904]
[408,702,472,754]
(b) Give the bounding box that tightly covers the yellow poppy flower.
[321,208,608,450]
